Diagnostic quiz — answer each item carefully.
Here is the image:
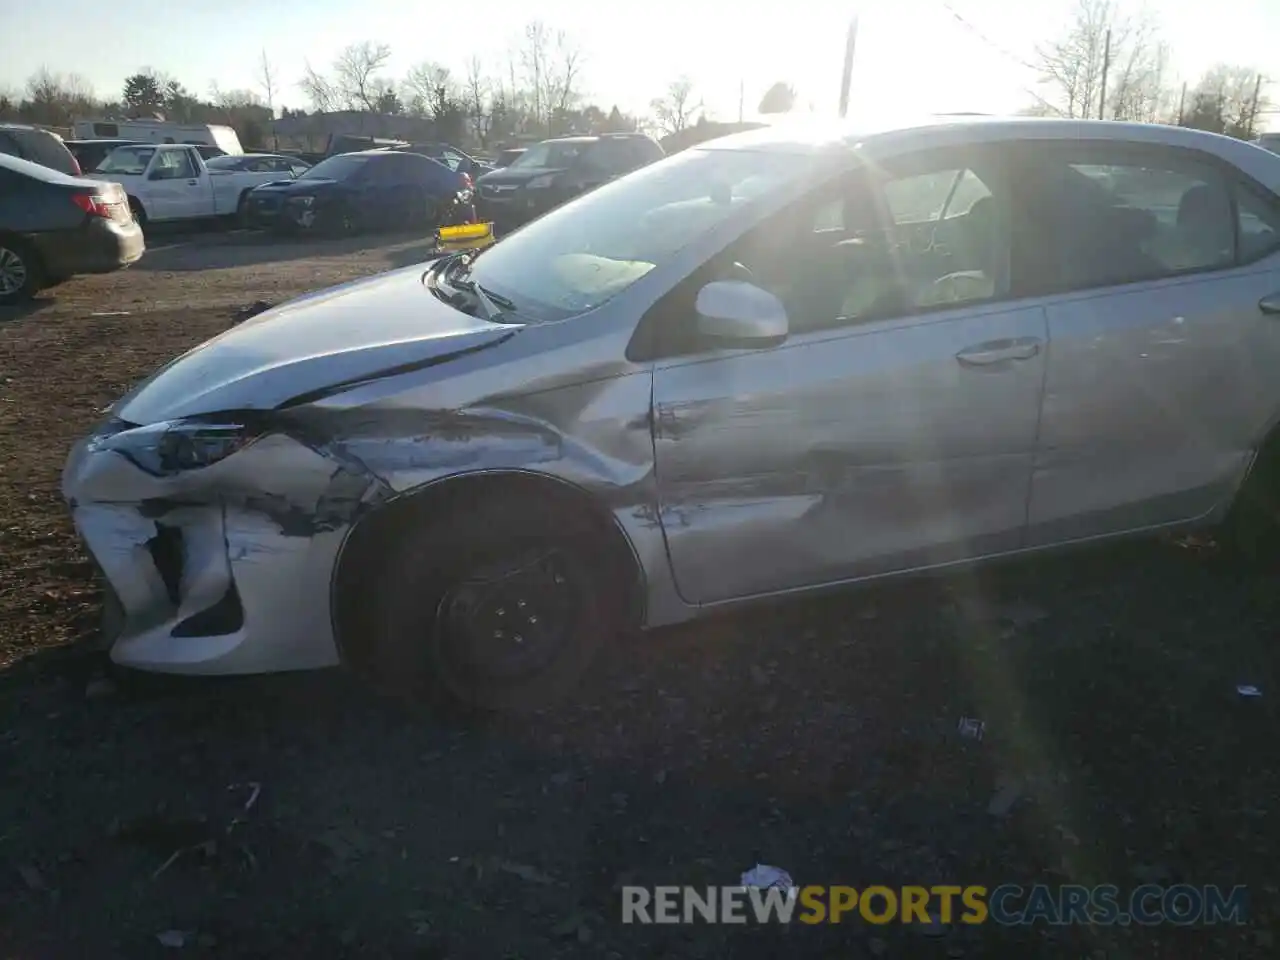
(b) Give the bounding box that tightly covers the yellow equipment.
[436,222,496,253]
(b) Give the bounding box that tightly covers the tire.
[1219,438,1280,566]
[362,496,620,714]
[235,191,252,229]
[0,237,42,305]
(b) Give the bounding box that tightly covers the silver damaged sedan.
[63,116,1280,711]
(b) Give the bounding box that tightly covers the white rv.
[72,120,243,156]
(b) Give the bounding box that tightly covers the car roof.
[697,114,1280,188]
[0,123,64,140]
[66,138,146,145]
[0,150,91,184]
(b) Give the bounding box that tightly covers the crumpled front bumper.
[61,428,374,675]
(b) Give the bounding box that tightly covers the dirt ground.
[0,229,1278,959]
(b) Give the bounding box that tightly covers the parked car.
[86,144,302,225]
[65,139,149,174]
[0,123,81,176]
[0,153,143,304]
[204,153,313,177]
[474,132,664,231]
[398,142,494,180]
[493,147,527,168]
[243,149,475,234]
[61,116,1280,713]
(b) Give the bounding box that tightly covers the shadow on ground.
[1,540,1277,958]
[134,229,441,274]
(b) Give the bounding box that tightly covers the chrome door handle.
[1260,292,1280,315]
[956,338,1041,366]
[187,179,198,186]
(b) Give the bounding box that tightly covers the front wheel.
[362,498,619,714]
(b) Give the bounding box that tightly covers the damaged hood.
[114,263,519,423]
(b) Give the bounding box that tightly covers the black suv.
[474,133,664,231]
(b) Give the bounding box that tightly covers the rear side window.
[1237,186,1280,261]
[1014,144,1280,293]
[0,132,20,161]
[93,122,119,138]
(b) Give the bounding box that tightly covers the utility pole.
[838,16,858,119]
[1176,81,1187,125]
[1097,27,1112,120]
[1248,72,1264,138]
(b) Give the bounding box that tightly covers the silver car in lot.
[63,116,1280,712]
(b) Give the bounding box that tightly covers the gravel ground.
[0,230,1277,959]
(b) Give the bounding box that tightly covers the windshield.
[468,148,808,322]
[298,154,368,181]
[510,141,587,169]
[95,145,155,175]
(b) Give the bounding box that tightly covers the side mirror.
[694,281,789,348]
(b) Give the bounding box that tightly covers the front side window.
[151,149,197,180]
[721,154,1011,337]
[467,147,813,322]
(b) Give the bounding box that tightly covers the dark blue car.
[244,149,475,234]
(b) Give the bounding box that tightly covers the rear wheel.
[361,497,619,714]
[0,238,41,305]
[1219,437,1280,566]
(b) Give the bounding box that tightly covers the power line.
[939,1,1039,72]
[938,1,1066,116]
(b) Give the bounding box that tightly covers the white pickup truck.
[87,144,308,225]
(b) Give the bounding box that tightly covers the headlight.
[286,195,315,207]
[526,174,555,190]
[96,419,261,475]
[457,188,473,203]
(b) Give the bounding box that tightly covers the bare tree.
[23,68,97,126]
[333,41,392,112]
[1184,64,1269,138]
[1102,14,1171,121]
[1035,0,1117,118]
[256,50,279,116]
[464,56,490,142]
[299,60,336,113]
[548,32,584,122]
[650,76,701,135]
[404,62,456,118]
[520,20,551,128]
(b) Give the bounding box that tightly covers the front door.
[1015,141,1280,545]
[650,147,1049,605]
[146,147,206,221]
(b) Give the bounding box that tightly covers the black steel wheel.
[362,495,620,714]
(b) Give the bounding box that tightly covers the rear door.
[1015,140,1280,545]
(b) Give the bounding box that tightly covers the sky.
[1,0,1277,132]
